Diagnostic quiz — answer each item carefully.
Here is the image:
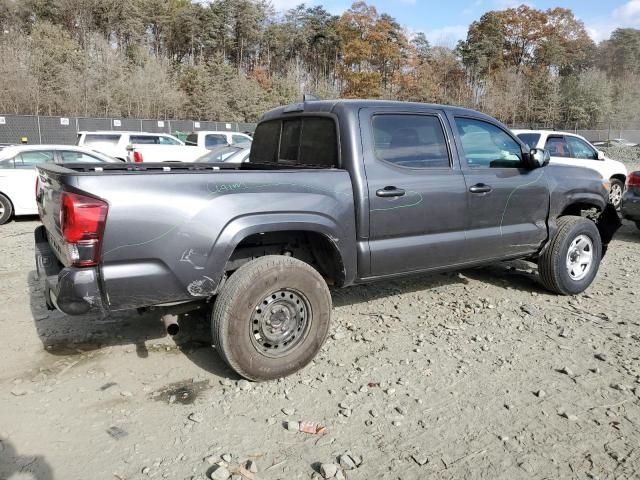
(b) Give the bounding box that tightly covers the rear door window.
[545,136,571,157]
[372,114,450,168]
[16,150,54,168]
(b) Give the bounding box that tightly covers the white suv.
[77,131,185,161]
[513,130,628,208]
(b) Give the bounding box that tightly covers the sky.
[268,0,640,46]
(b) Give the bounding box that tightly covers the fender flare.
[203,212,356,291]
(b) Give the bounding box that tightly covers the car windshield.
[196,145,240,163]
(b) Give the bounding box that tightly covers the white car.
[77,131,188,161]
[0,145,119,224]
[513,130,628,208]
[185,131,252,149]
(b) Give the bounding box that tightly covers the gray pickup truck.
[35,100,620,380]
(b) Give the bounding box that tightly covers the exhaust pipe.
[162,314,180,336]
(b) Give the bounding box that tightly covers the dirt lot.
[1,213,640,480]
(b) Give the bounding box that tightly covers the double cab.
[35,100,620,381]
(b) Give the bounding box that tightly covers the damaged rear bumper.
[35,225,105,315]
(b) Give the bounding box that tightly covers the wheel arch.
[0,190,15,216]
[610,173,626,185]
[205,213,355,292]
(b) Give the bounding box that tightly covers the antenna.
[303,93,321,102]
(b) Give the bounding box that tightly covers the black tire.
[609,178,624,209]
[0,193,13,225]
[212,255,331,381]
[538,216,602,295]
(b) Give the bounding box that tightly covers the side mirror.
[125,144,134,152]
[529,148,550,168]
[597,150,605,160]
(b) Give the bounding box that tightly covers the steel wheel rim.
[565,234,594,281]
[249,288,311,358]
[609,184,622,206]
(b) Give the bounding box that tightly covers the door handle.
[376,186,406,198]
[469,183,492,194]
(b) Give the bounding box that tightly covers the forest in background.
[1,0,639,128]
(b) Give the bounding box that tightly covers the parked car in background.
[0,145,120,224]
[514,130,628,209]
[622,171,640,231]
[593,138,638,148]
[76,131,187,161]
[196,144,250,164]
[185,131,253,149]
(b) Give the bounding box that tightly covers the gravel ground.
[1,214,639,480]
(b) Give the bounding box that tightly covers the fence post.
[36,115,42,144]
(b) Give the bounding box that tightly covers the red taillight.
[627,172,640,187]
[60,192,108,266]
[133,151,143,163]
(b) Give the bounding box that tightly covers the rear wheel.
[212,255,332,381]
[609,179,624,209]
[0,194,13,225]
[538,216,602,295]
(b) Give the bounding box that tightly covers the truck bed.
[36,162,357,313]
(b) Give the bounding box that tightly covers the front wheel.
[609,179,624,209]
[538,216,602,295]
[211,255,332,381]
[0,194,13,225]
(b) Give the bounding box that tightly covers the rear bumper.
[621,189,640,221]
[34,225,105,315]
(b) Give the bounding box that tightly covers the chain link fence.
[0,114,257,145]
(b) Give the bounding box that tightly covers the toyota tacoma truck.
[35,100,621,381]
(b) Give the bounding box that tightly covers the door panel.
[360,108,469,277]
[452,116,549,259]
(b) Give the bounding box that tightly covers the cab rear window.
[250,117,338,167]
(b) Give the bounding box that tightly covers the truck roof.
[261,99,500,123]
